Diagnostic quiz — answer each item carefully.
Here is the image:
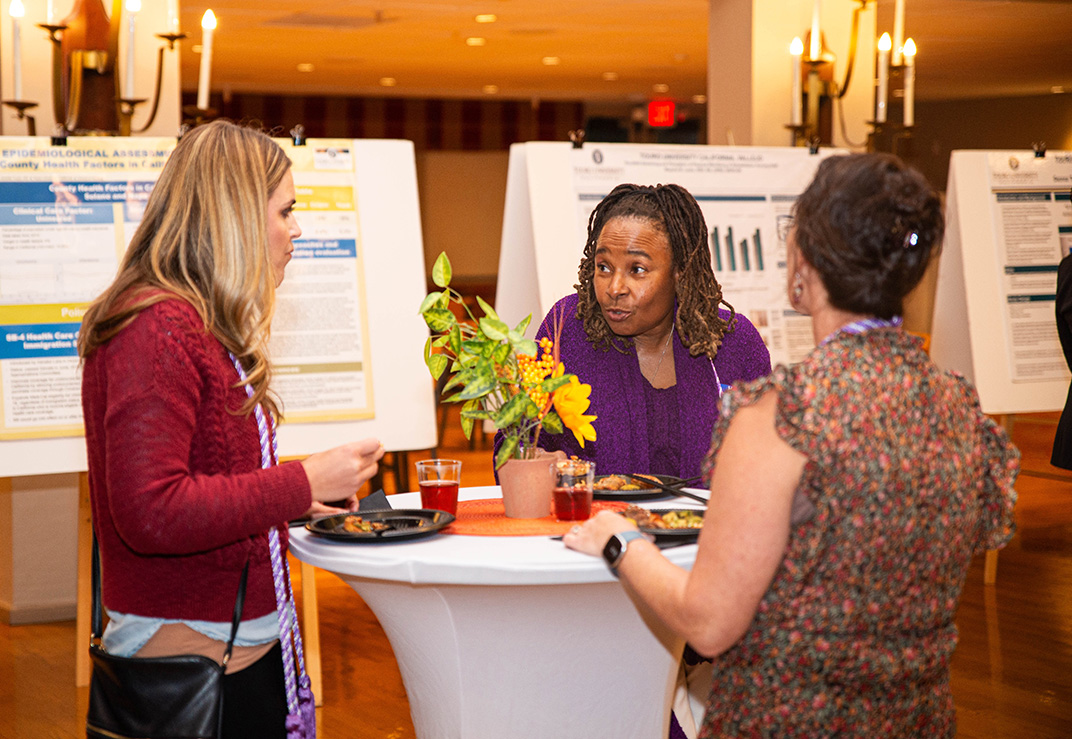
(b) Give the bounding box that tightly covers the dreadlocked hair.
[574,183,734,359]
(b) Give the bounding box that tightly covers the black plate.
[636,508,706,543]
[591,474,684,500]
[304,509,455,542]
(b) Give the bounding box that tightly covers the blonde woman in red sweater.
[79,120,382,738]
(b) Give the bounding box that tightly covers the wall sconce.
[786,0,917,152]
[2,0,186,136]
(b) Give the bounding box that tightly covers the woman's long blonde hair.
[77,120,292,417]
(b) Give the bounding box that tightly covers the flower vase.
[498,452,563,519]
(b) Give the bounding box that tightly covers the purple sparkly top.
[494,293,772,480]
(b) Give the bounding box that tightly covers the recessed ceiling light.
[297,63,314,73]
[1052,85,1066,94]
[476,14,496,23]
[691,94,706,104]
[192,44,203,54]
[653,83,670,93]
[483,84,499,94]
[466,37,486,47]
[602,71,619,81]
[380,77,397,87]
[542,56,560,66]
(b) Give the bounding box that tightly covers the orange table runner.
[444,498,629,536]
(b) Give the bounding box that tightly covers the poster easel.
[931,149,1072,584]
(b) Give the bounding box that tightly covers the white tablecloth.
[290,485,706,739]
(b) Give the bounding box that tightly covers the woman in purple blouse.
[497,183,771,482]
[496,183,771,739]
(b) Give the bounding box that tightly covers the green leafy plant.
[419,253,595,469]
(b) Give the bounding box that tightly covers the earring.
[791,272,804,306]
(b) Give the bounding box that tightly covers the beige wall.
[414,150,510,285]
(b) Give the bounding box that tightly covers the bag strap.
[91,533,103,645]
[90,533,250,661]
[221,558,251,667]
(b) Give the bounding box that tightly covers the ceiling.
[173,0,1072,104]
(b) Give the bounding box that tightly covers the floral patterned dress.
[698,327,1019,738]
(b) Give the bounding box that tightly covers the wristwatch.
[602,529,646,571]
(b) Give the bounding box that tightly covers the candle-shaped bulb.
[893,0,906,66]
[790,37,804,127]
[124,0,140,98]
[196,10,217,110]
[875,33,891,124]
[902,38,916,127]
[903,37,917,62]
[166,0,178,32]
[809,0,821,60]
[46,0,53,24]
[10,0,23,101]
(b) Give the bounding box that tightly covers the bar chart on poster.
[498,142,843,366]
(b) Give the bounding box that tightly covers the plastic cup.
[416,459,461,515]
[553,459,594,521]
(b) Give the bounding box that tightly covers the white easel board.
[931,150,1072,415]
[496,142,843,367]
[0,137,435,477]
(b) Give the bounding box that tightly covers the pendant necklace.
[647,329,673,381]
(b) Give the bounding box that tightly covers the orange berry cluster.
[516,337,555,409]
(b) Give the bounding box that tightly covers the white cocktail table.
[289,485,704,739]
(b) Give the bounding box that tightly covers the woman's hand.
[304,498,359,520]
[301,438,385,506]
[562,510,637,557]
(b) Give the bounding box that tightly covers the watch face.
[602,535,624,566]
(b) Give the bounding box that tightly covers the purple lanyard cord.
[229,353,312,729]
[821,316,903,345]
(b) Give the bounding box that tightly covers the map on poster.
[986,152,1072,384]
[0,136,374,441]
[569,145,841,365]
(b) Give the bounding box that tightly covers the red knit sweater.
[81,297,311,622]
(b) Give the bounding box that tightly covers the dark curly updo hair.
[575,183,734,359]
[792,153,944,320]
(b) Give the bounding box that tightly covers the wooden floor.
[2,412,1070,738]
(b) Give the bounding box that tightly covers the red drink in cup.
[553,459,595,522]
[553,486,592,521]
[416,459,462,515]
[419,479,460,515]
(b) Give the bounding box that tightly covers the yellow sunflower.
[551,364,597,447]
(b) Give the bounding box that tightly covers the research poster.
[987,152,1072,384]
[272,141,375,423]
[0,137,374,441]
[570,145,840,365]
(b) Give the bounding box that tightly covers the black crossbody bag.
[86,536,249,739]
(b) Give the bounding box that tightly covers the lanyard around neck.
[820,316,903,345]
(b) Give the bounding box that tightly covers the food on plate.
[593,473,663,491]
[341,515,390,533]
[622,505,704,530]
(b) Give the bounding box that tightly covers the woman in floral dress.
[564,152,1019,737]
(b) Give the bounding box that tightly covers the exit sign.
[648,99,676,128]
